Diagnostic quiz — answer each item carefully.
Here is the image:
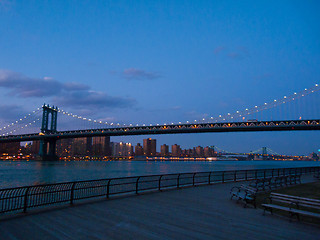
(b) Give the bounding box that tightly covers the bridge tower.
[262,147,267,155]
[262,147,267,160]
[39,104,58,160]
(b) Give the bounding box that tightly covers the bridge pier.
[39,139,58,161]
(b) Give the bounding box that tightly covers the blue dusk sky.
[0,0,319,155]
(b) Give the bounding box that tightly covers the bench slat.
[262,204,320,219]
[271,193,320,204]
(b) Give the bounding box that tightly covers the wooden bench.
[249,178,270,192]
[262,192,320,221]
[230,184,259,208]
[268,175,301,190]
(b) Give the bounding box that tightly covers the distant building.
[135,143,144,156]
[160,144,169,156]
[183,148,195,157]
[31,141,40,154]
[111,142,133,156]
[204,146,214,157]
[73,138,88,156]
[171,144,181,157]
[86,137,93,156]
[92,136,111,157]
[0,142,20,154]
[195,146,204,157]
[56,138,73,157]
[143,138,157,156]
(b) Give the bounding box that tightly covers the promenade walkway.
[0,175,319,240]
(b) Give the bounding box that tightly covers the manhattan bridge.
[0,84,319,160]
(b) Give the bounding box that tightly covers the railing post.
[177,174,181,188]
[158,175,163,191]
[23,187,30,213]
[222,172,225,183]
[106,179,111,198]
[70,182,76,205]
[255,170,257,179]
[208,172,212,184]
[264,170,266,179]
[271,169,274,177]
[193,173,196,186]
[136,177,141,194]
[245,170,248,181]
[234,171,237,182]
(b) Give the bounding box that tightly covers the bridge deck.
[0,176,319,240]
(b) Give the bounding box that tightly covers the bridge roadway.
[0,174,319,240]
[0,119,320,143]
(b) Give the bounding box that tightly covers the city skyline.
[0,1,320,154]
[1,136,317,161]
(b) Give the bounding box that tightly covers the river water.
[0,160,319,188]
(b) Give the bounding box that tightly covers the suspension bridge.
[0,84,319,160]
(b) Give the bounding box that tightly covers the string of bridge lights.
[1,118,41,136]
[194,83,320,124]
[57,108,124,127]
[0,108,41,132]
[58,84,320,128]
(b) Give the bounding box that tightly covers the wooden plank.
[271,193,320,203]
[261,204,292,212]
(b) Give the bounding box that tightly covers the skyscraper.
[143,138,157,156]
[92,136,111,157]
[160,144,169,156]
[171,144,181,157]
[135,143,144,156]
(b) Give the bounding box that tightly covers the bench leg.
[243,200,247,208]
[263,207,273,215]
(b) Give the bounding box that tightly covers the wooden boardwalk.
[0,177,319,240]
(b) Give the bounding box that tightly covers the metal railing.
[0,166,319,215]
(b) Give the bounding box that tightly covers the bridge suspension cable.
[0,107,42,136]
[56,83,320,129]
[189,83,320,125]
